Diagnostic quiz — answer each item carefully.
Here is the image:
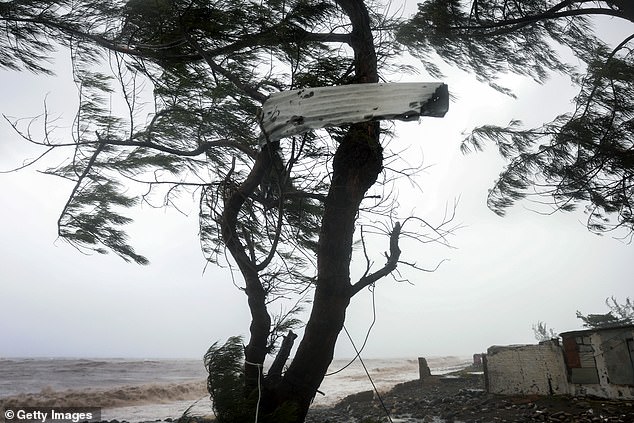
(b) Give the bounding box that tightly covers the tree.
[532,321,558,342]
[2,1,455,421]
[397,0,634,239]
[1,1,630,422]
[576,296,634,328]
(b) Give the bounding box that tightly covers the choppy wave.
[0,380,207,410]
[0,356,472,421]
[425,356,472,374]
[0,358,207,398]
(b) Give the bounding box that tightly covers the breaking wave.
[0,380,207,410]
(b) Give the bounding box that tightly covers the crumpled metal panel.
[261,82,448,142]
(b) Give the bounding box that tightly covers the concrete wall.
[486,327,634,400]
[564,327,634,400]
[485,341,570,396]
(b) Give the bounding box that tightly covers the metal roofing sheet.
[261,82,448,142]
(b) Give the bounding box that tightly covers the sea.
[0,356,470,422]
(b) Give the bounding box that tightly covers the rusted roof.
[260,82,448,142]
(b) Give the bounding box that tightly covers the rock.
[307,373,634,423]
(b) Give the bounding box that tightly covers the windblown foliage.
[4,0,342,270]
[5,1,630,421]
[0,1,69,73]
[577,296,634,328]
[398,0,634,238]
[2,3,460,420]
[470,44,634,235]
[204,336,253,423]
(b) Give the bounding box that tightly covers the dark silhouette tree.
[397,0,634,240]
[2,0,631,421]
[1,1,454,421]
[577,296,634,328]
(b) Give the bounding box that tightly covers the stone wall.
[563,327,634,399]
[485,327,634,400]
[485,341,570,396]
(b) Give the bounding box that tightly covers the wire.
[325,283,393,422]
[245,360,263,423]
[343,325,393,423]
[325,285,378,376]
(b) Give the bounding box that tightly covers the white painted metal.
[260,82,448,142]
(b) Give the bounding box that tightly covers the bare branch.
[398,258,449,273]
[351,221,401,296]
[4,111,257,159]
[0,146,55,173]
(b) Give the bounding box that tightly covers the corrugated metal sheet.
[261,82,448,142]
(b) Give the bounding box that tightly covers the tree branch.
[183,32,268,103]
[220,143,280,390]
[255,181,285,272]
[350,221,401,296]
[57,137,105,235]
[0,146,55,173]
[454,6,630,37]
[106,137,258,159]
[4,111,258,160]
[266,330,298,382]
[205,29,351,59]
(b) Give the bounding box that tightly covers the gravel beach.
[305,371,634,423]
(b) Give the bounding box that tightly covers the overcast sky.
[0,4,632,360]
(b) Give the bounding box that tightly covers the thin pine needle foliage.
[6,1,631,419]
[203,336,253,423]
[397,0,634,238]
[3,2,633,258]
[464,40,634,237]
[267,301,305,354]
[3,1,342,267]
[395,0,597,94]
[0,1,126,73]
[0,1,67,74]
[576,296,634,328]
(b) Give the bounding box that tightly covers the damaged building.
[484,325,634,400]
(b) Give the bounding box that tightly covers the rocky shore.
[82,370,634,423]
[305,371,634,423]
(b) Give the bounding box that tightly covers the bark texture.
[220,1,384,420]
[221,143,279,392]
[265,0,382,420]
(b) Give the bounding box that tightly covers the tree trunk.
[273,123,382,421]
[221,143,279,392]
[267,330,298,382]
[260,0,380,420]
[224,0,380,420]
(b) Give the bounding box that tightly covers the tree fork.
[275,124,384,421]
[220,142,280,392]
[266,330,298,383]
[270,0,382,419]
